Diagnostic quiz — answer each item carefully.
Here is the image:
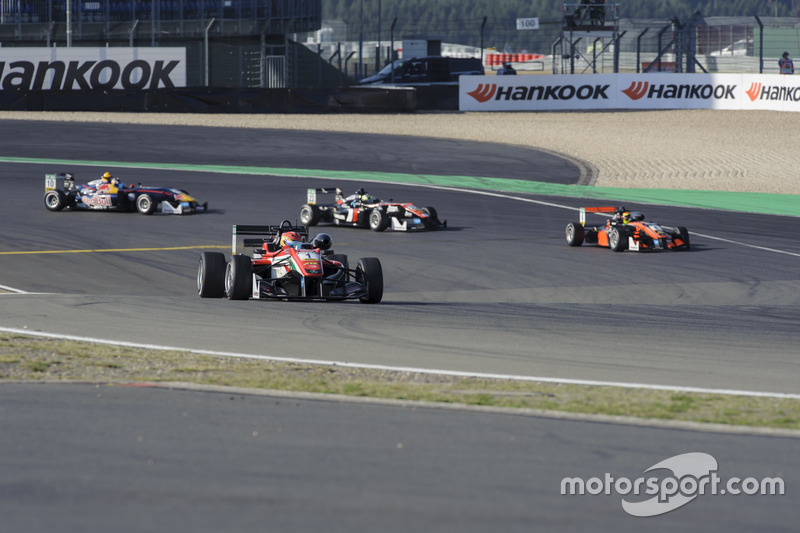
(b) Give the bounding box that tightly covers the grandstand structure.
[0,0,324,87]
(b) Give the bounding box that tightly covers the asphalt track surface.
[1,120,799,531]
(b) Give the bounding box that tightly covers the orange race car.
[565,206,690,252]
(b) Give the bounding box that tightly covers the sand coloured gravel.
[2,110,799,195]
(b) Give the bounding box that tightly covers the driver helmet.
[622,211,631,224]
[280,231,303,248]
[101,171,112,182]
[312,233,333,250]
[361,193,376,203]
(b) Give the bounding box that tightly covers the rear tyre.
[369,209,389,232]
[609,228,628,252]
[136,194,157,215]
[356,257,383,303]
[565,222,584,246]
[197,252,226,298]
[225,255,253,300]
[44,190,66,211]
[677,226,691,250]
[299,204,320,226]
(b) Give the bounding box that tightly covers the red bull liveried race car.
[299,187,446,232]
[43,172,207,215]
[197,220,383,303]
[565,206,690,252]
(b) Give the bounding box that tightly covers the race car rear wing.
[579,206,620,225]
[45,172,76,192]
[232,223,309,255]
[306,187,344,205]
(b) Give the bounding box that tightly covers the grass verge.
[1,332,798,430]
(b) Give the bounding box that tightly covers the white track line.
[0,284,29,294]
[1,327,798,400]
[692,232,800,258]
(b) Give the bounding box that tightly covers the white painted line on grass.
[2,326,798,400]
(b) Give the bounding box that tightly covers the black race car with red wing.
[197,220,383,303]
[299,187,446,232]
[565,206,690,252]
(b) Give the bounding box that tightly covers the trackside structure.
[0,0,325,88]
[557,2,622,74]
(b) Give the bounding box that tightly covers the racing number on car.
[45,177,56,190]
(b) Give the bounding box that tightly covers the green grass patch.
[1,333,798,430]
[21,360,54,373]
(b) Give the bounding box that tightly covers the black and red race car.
[197,220,383,303]
[299,187,446,232]
[565,206,690,252]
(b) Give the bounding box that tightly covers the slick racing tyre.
[136,194,157,215]
[43,190,67,211]
[609,227,628,252]
[421,206,438,220]
[565,222,584,246]
[197,252,226,298]
[369,209,389,232]
[225,254,253,300]
[677,226,691,250]
[299,204,320,226]
[356,257,383,304]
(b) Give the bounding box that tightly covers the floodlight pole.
[480,16,487,62]
[358,0,364,79]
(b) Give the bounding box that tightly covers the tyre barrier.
[485,53,545,66]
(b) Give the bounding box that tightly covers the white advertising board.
[0,48,187,90]
[459,73,800,113]
[516,18,540,31]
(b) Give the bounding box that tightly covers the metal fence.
[0,0,321,35]
[555,15,800,75]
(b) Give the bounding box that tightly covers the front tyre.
[299,204,320,226]
[44,190,66,211]
[136,194,157,215]
[369,209,388,232]
[356,257,383,303]
[609,228,628,252]
[565,222,584,246]
[197,252,226,298]
[420,206,438,220]
[677,226,691,250]
[225,254,253,300]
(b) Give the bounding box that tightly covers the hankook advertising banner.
[459,73,800,113]
[0,48,187,91]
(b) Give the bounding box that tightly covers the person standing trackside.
[497,62,517,75]
[779,52,794,74]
